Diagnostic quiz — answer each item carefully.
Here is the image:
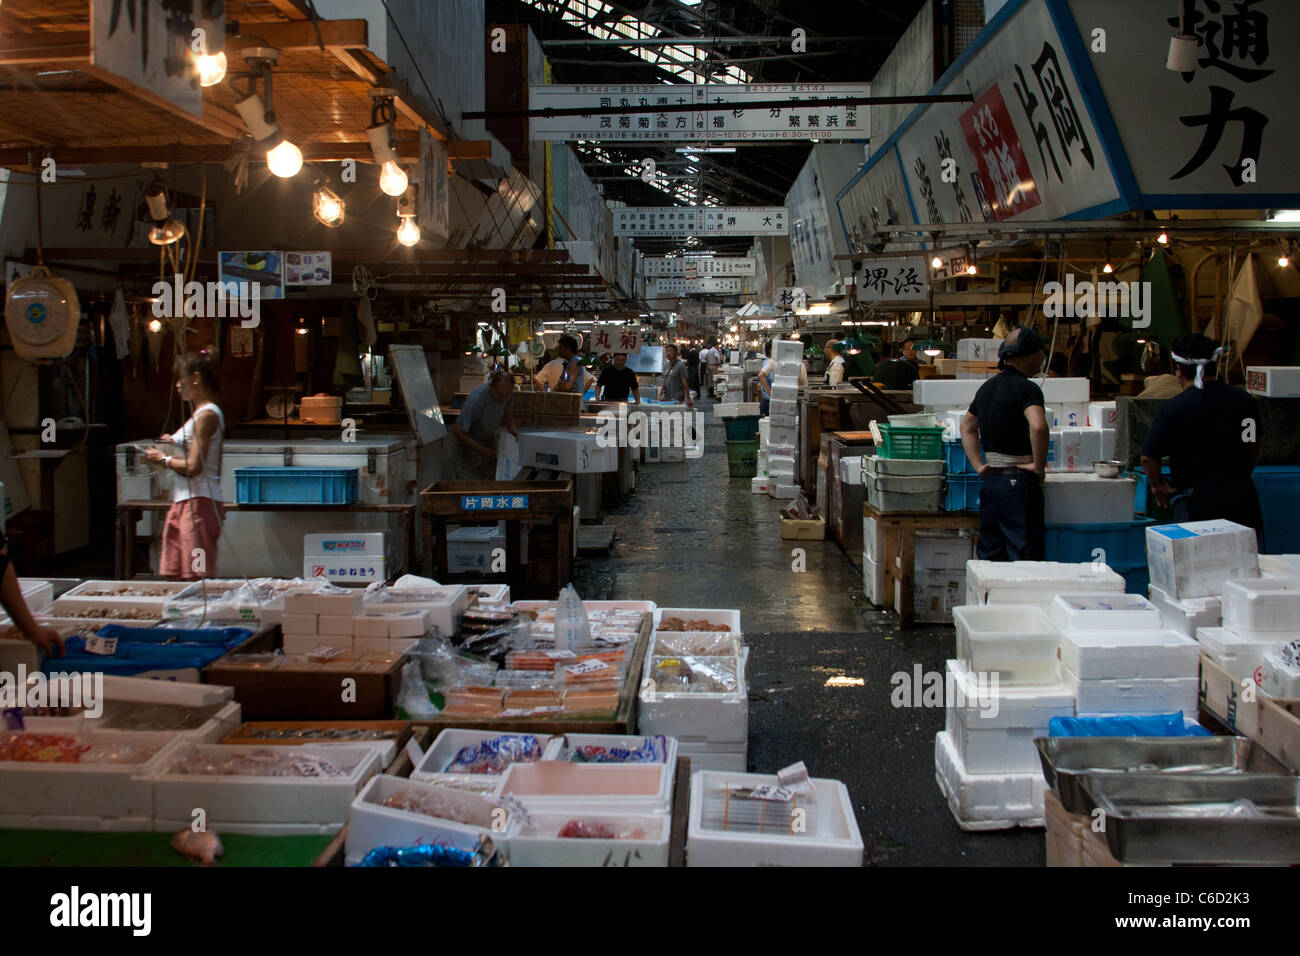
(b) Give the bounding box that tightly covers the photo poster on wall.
[285,251,332,286]
[218,251,285,300]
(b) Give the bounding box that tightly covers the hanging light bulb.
[266,139,303,178]
[148,318,163,333]
[235,52,302,178]
[296,317,309,336]
[379,161,408,197]
[1102,240,1113,274]
[313,184,345,227]
[1280,246,1291,268]
[195,49,227,87]
[1156,231,1168,245]
[931,254,943,270]
[396,216,421,247]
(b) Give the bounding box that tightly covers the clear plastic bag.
[396,659,439,718]
[554,584,590,650]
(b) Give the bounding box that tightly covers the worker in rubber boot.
[960,326,1050,561]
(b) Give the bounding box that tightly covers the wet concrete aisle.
[573,403,1043,866]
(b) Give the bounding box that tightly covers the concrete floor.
[573,401,1045,866]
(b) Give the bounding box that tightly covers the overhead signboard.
[614,206,787,237]
[648,276,747,295]
[530,83,870,142]
[854,255,930,302]
[642,257,757,277]
[91,0,204,116]
[418,130,451,240]
[586,325,644,354]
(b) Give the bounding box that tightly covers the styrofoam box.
[1261,649,1300,698]
[1245,366,1300,397]
[0,731,185,821]
[0,813,154,833]
[517,429,618,474]
[775,361,802,381]
[863,552,886,606]
[319,613,356,637]
[282,634,352,657]
[346,774,502,862]
[153,742,387,830]
[1100,429,1116,461]
[1148,584,1221,637]
[769,424,797,446]
[773,340,804,363]
[1146,520,1259,599]
[351,615,389,639]
[412,728,553,787]
[467,584,511,606]
[1221,578,1300,632]
[507,812,670,867]
[1041,378,1090,404]
[900,575,966,625]
[495,761,673,813]
[1058,627,1199,681]
[934,730,1046,830]
[914,379,981,408]
[303,586,366,616]
[676,742,747,773]
[770,483,799,499]
[1260,555,1300,577]
[751,476,770,494]
[758,419,770,444]
[839,457,863,486]
[1088,401,1118,428]
[1051,403,1088,429]
[281,612,318,635]
[965,560,1125,607]
[58,579,197,607]
[1050,592,1163,632]
[654,607,741,634]
[543,733,679,766]
[1044,473,1136,525]
[1196,626,1279,685]
[445,526,505,574]
[916,530,976,570]
[687,770,863,867]
[353,636,393,657]
[17,579,52,613]
[638,681,747,746]
[714,402,760,418]
[767,460,795,479]
[770,384,799,404]
[304,531,388,557]
[945,659,1073,774]
[1047,428,1083,472]
[957,338,1003,361]
[1059,665,1200,716]
[953,604,1061,685]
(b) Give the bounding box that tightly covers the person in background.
[144,350,225,579]
[0,533,64,657]
[597,352,640,403]
[450,371,519,481]
[534,334,586,399]
[1137,371,1184,399]
[700,338,721,397]
[824,341,847,385]
[961,326,1050,561]
[660,344,694,409]
[685,344,701,400]
[874,339,921,389]
[1140,333,1263,538]
[757,341,776,416]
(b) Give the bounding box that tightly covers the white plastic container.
[1147,584,1221,637]
[965,560,1125,609]
[1196,626,1279,685]
[1261,647,1300,698]
[1050,592,1163,632]
[411,728,551,788]
[769,483,799,499]
[913,379,981,408]
[1059,665,1200,716]
[945,659,1073,774]
[773,340,804,364]
[862,455,943,477]
[364,583,469,640]
[952,604,1061,684]
[866,474,944,513]
[687,770,863,867]
[676,741,747,772]
[506,812,671,867]
[345,774,504,863]
[654,607,741,635]
[934,730,1046,830]
[1057,628,1199,681]
[1221,578,1300,632]
[1043,473,1136,525]
[544,733,678,766]
[1146,520,1259,600]
[495,761,673,813]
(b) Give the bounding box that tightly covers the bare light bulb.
[313,186,344,227]
[1102,262,1113,274]
[266,139,303,178]
[379,161,408,197]
[1281,254,1291,268]
[396,217,421,247]
[195,50,227,87]
[931,255,943,269]
[966,263,977,275]
[1156,231,1168,245]
[148,318,163,333]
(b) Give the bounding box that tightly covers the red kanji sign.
[959,84,1041,220]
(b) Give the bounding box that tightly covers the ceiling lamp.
[1280,242,1292,268]
[196,49,227,87]
[1156,230,1168,245]
[192,1,227,86]
[312,183,345,227]
[931,254,943,270]
[1102,241,1114,274]
[144,181,185,246]
[368,90,408,197]
[234,48,302,178]
[396,213,421,247]
[966,242,977,275]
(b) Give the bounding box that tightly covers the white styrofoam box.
[351,615,390,639]
[507,812,671,867]
[1196,626,1279,685]
[313,586,366,616]
[770,483,799,500]
[0,732,185,822]
[916,530,976,570]
[0,814,154,833]
[101,674,234,706]
[714,402,760,418]
[863,516,881,561]
[902,574,966,625]
[1041,378,1089,404]
[770,383,799,403]
[769,424,797,446]
[345,774,502,862]
[518,429,618,474]
[767,443,796,460]
[304,531,388,558]
[1047,428,1083,472]
[366,584,469,638]
[767,460,795,478]
[758,419,770,444]
[412,728,552,788]
[946,659,1073,774]
[965,560,1125,608]
[1088,401,1118,428]
[914,378,981,409]
[1050,593,1163,632]
[676,742,747,772]
[305,556,386,583]
[1048,403,1088,429]
[281,612,318,635]
[1100,429,1116,462]
[863,552,885,606]
[769,413,798,430]
[1221,578,1300,632]
[934,730,1046,830]
[60,579,197,604]
[1245,366,1300,397]
[495,761,673,813]
[543,733,678,769]
[1146,520,1259,600]
[1259,555,1300,577]
[937,408,968,441]
[17,579,52,613]
[1079,427,1102,469]
[638,684,747,746]
[1148,584,1221,637]
[769,399,799,419]
[153,742,386,830]
[1043,473,1136,524]
[775,361,802,381]
[318,613,356,637]
[839,457,863,486]
[282,634,352,657]
[751,476,770,494]
[957,338,1003,361]
[952,604,1061,685]
[653,607,741,634]
[773,340,804,363]
[1060,665,1199,716]
[1261,646,1300,698]
[687,770,863,867]
[445,526,505,574]
[352,636,392,657]
[1058,627,1199,681]
[384,610,430,639]
[466,584,511,606]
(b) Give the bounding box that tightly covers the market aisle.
[575,401,1043,866]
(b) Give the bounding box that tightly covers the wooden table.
[114,500,418,579]
[864,503,980,627]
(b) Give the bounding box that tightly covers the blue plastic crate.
[235,467,359,505]
[944,439,973,475]
[944,474,981,511]
[1111,561,1151,596]
[1253,467,1300,554]
[1044,518,1154,566]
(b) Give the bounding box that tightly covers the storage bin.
[1221,578,1300,632]
[952,604,1060,685]
[876,423,944,459]
[725,439,758,478]
[944,474,980,512]
[862,455,943,477]
[944,439,975,475]
[235,467,359,505]
[723,416,760,441]
[1044,519,1154,566]
[866,473,943,513]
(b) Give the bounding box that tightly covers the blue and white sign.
[461,494,530,511]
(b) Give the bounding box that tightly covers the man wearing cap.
[1140,333,1262,536]
[960,326,1050,561]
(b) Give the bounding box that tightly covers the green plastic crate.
[877,423,945,460]
[726,439,758,477]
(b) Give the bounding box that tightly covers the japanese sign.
[927,246,975,281]
[648,276,747,295]
[92,0,204,116]
[530,83,870,142]
[787,145,861,299]
[642,257,757,277]
[461,494,530,511]
[854,255,930,302]
[613,206,787,237]
[959,85,1040,220]
[418,130,451,240]
[837,145,913,256]
[586,325,644,354]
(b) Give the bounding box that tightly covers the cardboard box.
[204,652,405,720]
[510,390,582,427]
[1198,652,1263,738]
[1146,520,1259,599]
[1256,698,1300,771]
[780,517,825,540]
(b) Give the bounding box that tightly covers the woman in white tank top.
[144,351,226,579]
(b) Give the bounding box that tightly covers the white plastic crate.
[1049,593,1163,632]
[1057,627,1199,681]
[1059,666,1200,716]
[934,730,1046,830]
[1221,578,1300,632]
[411,728,551,789]
[676,742,747,772]
[952,604,1061,685]
[945,660,1073,774]
[687,770,862,867]
[1146,520,1259,600]
[345,774,504,862]
[495,761,673,813]
[506,812,670,867]
[1147,584,1221,637]
[1196,626,1278,685]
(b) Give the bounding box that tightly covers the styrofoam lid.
[1196,626,1281,654]
[1054,592,1158,613]
[1223,577,1300,599]
[1061,628,1197,651]
[447,527,504,542]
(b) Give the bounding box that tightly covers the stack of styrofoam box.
[445,523,506,573]
[1145,520,1259,604]
[1205,578,1300,695]
[1044,473,1137,524]
[939,604,1068,829]
[281,584,364,656]
[1050,593,1201,716]
[1148,584,1221,638]
[862,514,885,606]
[957,338,1004,362]
[687,769,864,866]
[901,531,976,624]
[23,676,241,745]
[362,583,468,641]
[639,608,747,771]
[765,339,803,500]
[304,531,389,583]
[715,402,760,418]
[964,560,1125,612]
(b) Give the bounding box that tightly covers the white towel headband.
[1170,346,1226,389]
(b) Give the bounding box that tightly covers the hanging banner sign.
[649,276,747,295]
[586,325,643,354]
[418,130,451,240]
[642,257,757,277]
[91,0,205,116]
[614,206,787,237]
[854,255,930,302]
[530,83,869,142]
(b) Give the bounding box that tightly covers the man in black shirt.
[874,340,920,390]
[596,352,640,403]
[1140,333,1262,534]
[961,326,1050,560]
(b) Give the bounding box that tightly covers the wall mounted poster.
[218,251,284,299]
[285,251,332,285]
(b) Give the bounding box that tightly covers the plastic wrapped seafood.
[169,747,347,777]
[568,735,669,764]
[0,732,161,764]
[381,788,499,827]
[446,734,543,774]
[554,819,648,840]
[657,616,732,632]
[699,781,820,835]
[653,632,741,657]
[649,655,740,693]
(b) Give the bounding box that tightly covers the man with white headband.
[1140,333,1263,536]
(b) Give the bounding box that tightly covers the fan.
[4,266,81,360]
